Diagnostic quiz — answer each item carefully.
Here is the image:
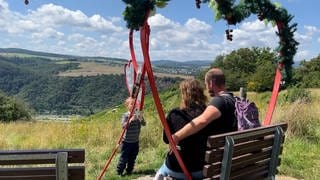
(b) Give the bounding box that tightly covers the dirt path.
[135,175,153,180]
[276,176,299,180]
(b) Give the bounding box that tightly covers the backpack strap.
[220,93,236,105]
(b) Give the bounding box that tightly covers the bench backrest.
[0,149,85,180]
[203,123,288,180]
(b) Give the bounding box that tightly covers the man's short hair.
[205,68,225,87]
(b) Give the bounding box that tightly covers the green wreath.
[121,0,298,82]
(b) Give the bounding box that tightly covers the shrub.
[256,91,271,104]
[278,100,320,142]
[0,92,31,122]
[284,87,311,103]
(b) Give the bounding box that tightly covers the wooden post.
[56,152,68,180]
[239,87,247,99]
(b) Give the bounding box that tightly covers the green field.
[58,61,192,79]
[0,89,319,179]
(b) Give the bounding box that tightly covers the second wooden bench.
[0,149,85,180]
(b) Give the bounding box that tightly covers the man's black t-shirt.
[202,93,237,136]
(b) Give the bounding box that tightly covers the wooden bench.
[0,149,85,180]
[203,123,288,180]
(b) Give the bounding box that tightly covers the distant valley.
[0,48,210,116]
[0,48,211,78]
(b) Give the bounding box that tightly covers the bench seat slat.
[207,123,287,149]
[230,161,269,179]
[205,136,285,163]
[0,166,84,180]
[0,175,55,180]
[203,156,282,178]
[204,160,271,179]
[0,149,85,180]
[0,149,84,165]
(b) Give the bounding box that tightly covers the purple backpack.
[222,93,261,131]
[234,96,261,130]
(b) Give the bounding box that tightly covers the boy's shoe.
[116,171,123,176]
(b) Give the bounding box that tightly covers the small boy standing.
[117,97,146,176]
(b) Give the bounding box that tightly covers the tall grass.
[0,88,319,179]
[275,90,320,179]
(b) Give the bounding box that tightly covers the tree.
[248,60,275,92]
[208,47,277,91]
[247,48,277,92]
[293,55,320,88]
[0,91,31,122]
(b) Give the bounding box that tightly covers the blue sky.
[0,0,319,62]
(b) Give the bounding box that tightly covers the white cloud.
[240,20,272,32]
[0,1,318,62]
[0,0,8,9]
[68,33,86,42]
[297,25,320,45]
[232,20,277,46]
[293,25,320,60]
[295,32,311,43]
[29,4,88,26]
[295,50,310,61]
[219,20,278,56]
[88,14,123,32]
[148,14,178,31]
[6,41,20,48]
[145,14,218,60]
[0,0,25,34]
[304,25,319,36]
[296,25,320,45]
[1,2,123,36]
[0,1,129,58]
[225,21,320,61]
[185,18,211,33]
[31,28,64,40]
[28,4,123,32]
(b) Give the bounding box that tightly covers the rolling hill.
[0,48,197,116]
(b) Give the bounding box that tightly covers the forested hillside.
[1,47,320,117]
[0,52,182,116]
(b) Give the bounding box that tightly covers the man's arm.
[172,105,221,143]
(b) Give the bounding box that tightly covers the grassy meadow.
[0,88,319,179]
[58,61,192,79]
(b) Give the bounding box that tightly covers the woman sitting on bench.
[154,79,208,179]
